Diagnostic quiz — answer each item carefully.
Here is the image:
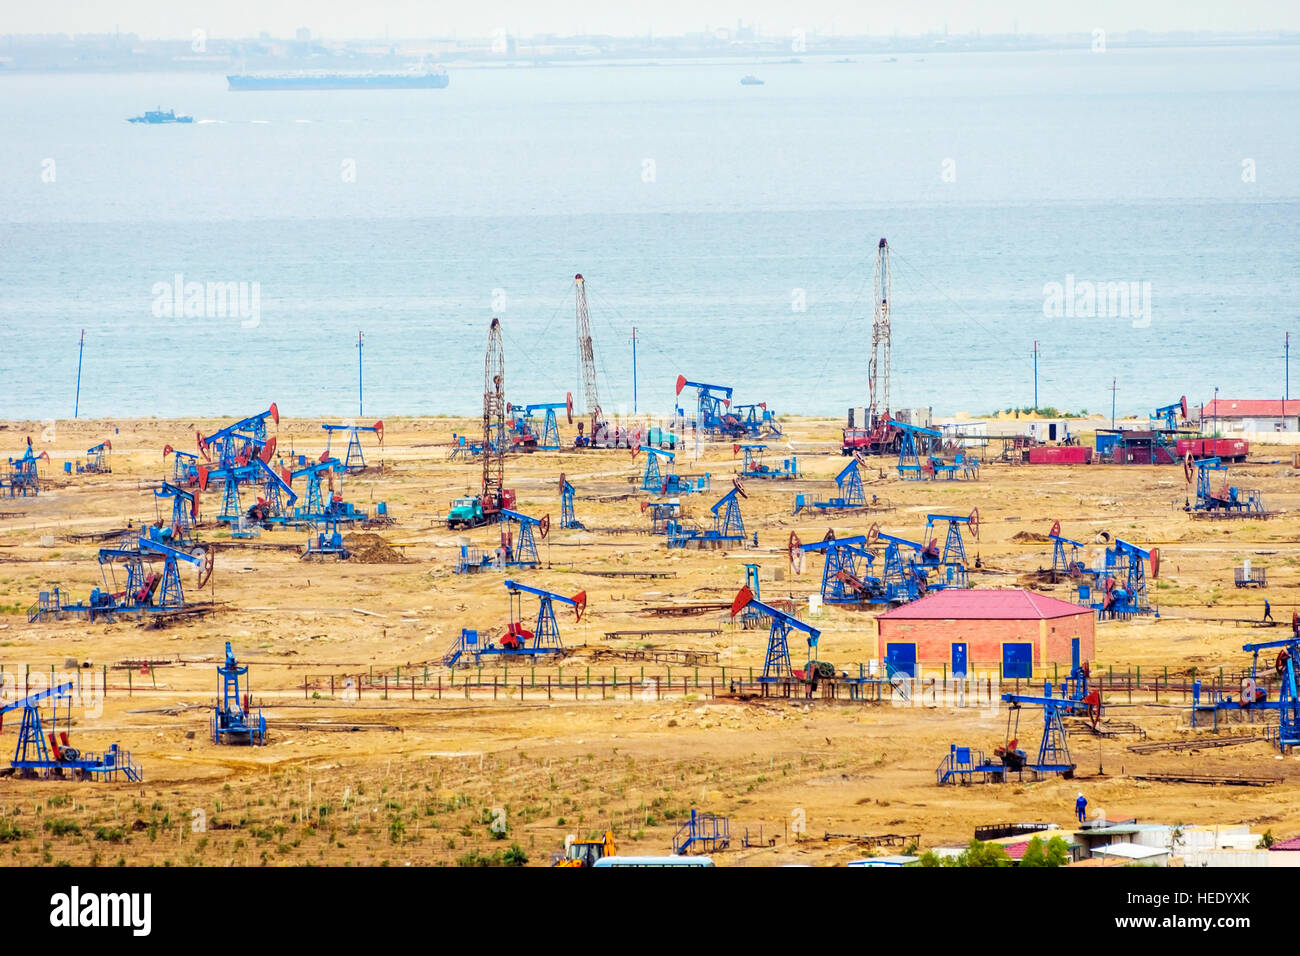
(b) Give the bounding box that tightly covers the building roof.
[1004,841,1030,860]
[1090,843,1169,860]
[1067,856,1130,867]
[1268,836,1300,851]
[847,855,918,866]
[1075,825,1143,838]
[1203,399,1300,418]
[877,588,1091,621]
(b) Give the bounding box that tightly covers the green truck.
[446,489,515,530]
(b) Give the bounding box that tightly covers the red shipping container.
[1175,438,1204,457]
[1027,446,1093,465]
[1209,438,1249,460]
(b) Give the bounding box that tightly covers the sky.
[7,0,1300,40]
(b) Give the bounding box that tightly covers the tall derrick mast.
[574,274,606,441]
[483,318,506,507]
[868,237,891,428]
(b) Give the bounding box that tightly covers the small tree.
[955,839,1011,868]
[1043,836,1070,866]
[1020,836,1047,867]
[1020,835,1071,867]
[503,843,529,867]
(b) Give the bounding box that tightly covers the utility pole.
[1032,340,1039,411]
[357,331,364,418]
[632,326,638,415]
[1287,331,1290,402]
[1110,378,1118,430]
[74,329,85,419]
[1213,386,1219,438]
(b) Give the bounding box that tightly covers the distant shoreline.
[2,37,1298,76]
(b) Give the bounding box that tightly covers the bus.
[592,855,715,867]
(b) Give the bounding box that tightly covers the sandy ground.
[2,414,1300,867]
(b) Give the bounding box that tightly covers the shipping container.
[1208,438,1249,461]
[1027,446,1093,465]
[1174,438,1249,462]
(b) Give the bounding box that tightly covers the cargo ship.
[227,69,449,91]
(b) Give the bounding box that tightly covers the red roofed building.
[1202,399,1300,433]
[875,589,1094,676]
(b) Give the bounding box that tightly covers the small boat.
[740,75,764,86]
[128,108,194,124]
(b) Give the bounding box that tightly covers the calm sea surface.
[1,46,1297,421]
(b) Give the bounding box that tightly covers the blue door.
[1071,637,1081,671]
[1002,643,1033,680]
[885,643,916,678]
[951,643,968,677]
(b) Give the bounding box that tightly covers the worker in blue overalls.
[1075,792,1087,823]
[1264,600,1274,623]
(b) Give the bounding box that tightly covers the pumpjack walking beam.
[497,509,550,567]
[797,533,886,605]
[322,421,384,472]
[0,682,142,781]
[729,585,822,682]
[559,474,584,530]
[492,579,588,656]
[212,642,267,745]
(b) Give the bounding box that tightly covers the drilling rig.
[573,274,611,447]
[868,237,891,430]
[843,237,902,456]
[447,318,516,529]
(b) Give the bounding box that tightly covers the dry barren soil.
[2,414,1299,866]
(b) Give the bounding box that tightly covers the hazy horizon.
[7,0,1300,42]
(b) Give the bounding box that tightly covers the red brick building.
[875,589,1095,677]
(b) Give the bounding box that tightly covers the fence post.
[548,675,552,700]
[384,675,389,700]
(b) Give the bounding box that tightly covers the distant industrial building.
[1201,399,1300,433]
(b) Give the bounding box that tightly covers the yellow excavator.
[554,831,616,867]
